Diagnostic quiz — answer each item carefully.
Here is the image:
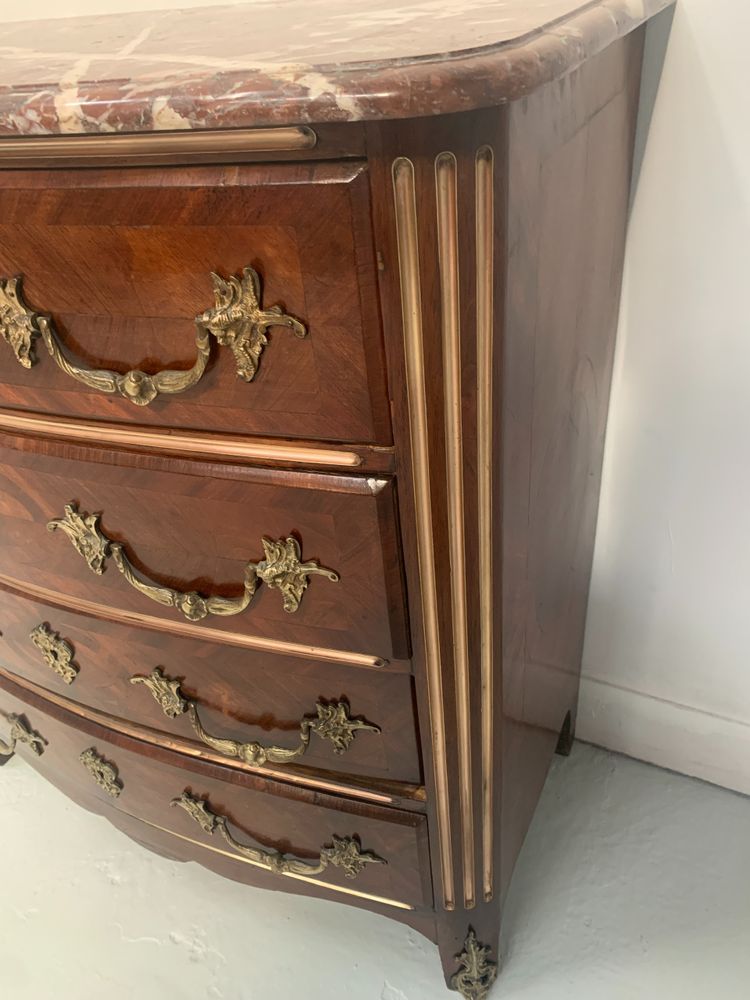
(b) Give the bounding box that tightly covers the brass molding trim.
[475,145,496,903]
[131,666,380,767]
[116,807,414,910]
[30,622,79,684]
[1,267,306,403]
[48,502,339,621]
[0,713,46,757]
[392,155,455,910]
[0,666,421,805]
[0,572,387,669]
[80,746,123,797]
[451,929,498,1000]
[0,126,318,165]
[0,409,365,468]
[172,790,385,878]
[435,150,475,910]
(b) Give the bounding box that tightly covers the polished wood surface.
[499,29,645,906]
[0,162,391,445]
[0,432,409,659]
[0,587,421,785]
[366,27,647,982]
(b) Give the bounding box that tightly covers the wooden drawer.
[0,163,390,445]
[0,434,409,660]
[0,587,422,786]
[0,677,432,912]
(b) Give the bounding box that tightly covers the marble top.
[0,0,675,136]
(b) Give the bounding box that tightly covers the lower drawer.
[0,676,433,912]
[0,587,421,785]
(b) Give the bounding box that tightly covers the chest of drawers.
[0,1,674,995]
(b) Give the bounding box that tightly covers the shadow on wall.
[630,5,676,208]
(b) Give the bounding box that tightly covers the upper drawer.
[0,434,409,661]
[0,163,390,444]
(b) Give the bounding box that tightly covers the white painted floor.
[2,743,749,999]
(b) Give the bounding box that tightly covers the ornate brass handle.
[0,266,306,405]
[47,502,339,620]
[171,791,385,879]
[0,714,46,758]
[131,667,380,766]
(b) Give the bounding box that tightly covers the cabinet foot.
[450,929,498,999]
[555,710,575,757]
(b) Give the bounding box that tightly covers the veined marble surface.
[0,0,675,135]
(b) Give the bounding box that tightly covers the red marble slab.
[0,0,675,134]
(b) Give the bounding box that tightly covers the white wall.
[578,1,750,795]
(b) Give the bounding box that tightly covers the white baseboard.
[577,675,750,796]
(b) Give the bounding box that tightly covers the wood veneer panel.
[499,30,646,900]
[0,433,410,660]
[0,677,433,911]
[0,587,421,785]
[0,161,391,445]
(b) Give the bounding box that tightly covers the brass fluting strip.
[0,126,317,161]
[476,145,495,902]
[115,809,414,910]
[0,409,363,468]
[0,573,386,669]
[392,156,455,911]
[435,151,475,910]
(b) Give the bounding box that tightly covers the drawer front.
[0,679,432,911]
[0,435,409,660]
[0,163,390,444]
[0,588,422,785]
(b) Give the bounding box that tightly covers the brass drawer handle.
[48,502,339,619]
[0,266,306,405]
[131,667,380,766]
[172,790,385,879]
[30,622,79,684]
[0,714,46,758]
[80,747,123,797]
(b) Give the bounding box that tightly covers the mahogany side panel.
[500,28,646,901]
[368,26,648,988]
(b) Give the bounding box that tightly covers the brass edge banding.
[392,156,455,910]
[476,145,495,902]
[0,574,387,669]
[435,151,475,910]
[0,126,317,161]
[116,808,414,910]
[0,666,421,804]
[0,410,363,468]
